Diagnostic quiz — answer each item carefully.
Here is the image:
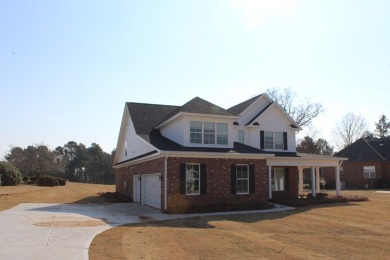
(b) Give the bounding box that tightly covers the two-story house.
[114,94,344,213]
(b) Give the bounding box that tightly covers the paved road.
[0,203,293,260]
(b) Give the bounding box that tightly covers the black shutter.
[284,167,289,191]
[231,164,236,194]
[260,131,265,149]
[283,132,288,150]
[249,164,255,194]
[200,164,207,194]
[179,163,186,195]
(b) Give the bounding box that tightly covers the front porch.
[267,153,345,200]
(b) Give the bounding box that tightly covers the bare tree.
[374,114,390,138]
[266,87,324,127]
[332,112,368,150]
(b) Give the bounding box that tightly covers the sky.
[1,0,389,159]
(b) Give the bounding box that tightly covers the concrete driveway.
[0,203,293,260]
[0,203,171,260]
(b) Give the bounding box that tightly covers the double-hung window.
[217,123,228,144]
[190,121,202,144]
[186,163,200,195]
[203,122,215,144]
[190,121,228,145]
[238,130,244,144]
[262,131,286,150]
[272,168,285,191]
[236,164,249,194]
[363,166,376,179]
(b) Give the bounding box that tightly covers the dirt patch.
[90,190,390,259]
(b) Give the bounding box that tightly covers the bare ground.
[90,190,390,260]
[0,182,115,212]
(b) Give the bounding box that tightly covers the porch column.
[335,166,341,196]
[268,166,272,199]
[311,166,316,197]
[316,167,321,193]
[298,167,304,195]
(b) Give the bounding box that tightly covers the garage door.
[133,175,141,203]
[142,173,161,209]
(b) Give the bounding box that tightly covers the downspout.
[164,156,168,211]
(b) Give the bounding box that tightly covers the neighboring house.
[323,137,390,189]
[113,94,344,213]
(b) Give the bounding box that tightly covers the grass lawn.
[90,190,390,259]
[0,182,115,212]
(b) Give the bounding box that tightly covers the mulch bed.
[99,192,132,203]
[270,194,369,207]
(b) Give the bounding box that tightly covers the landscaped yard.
[90,190,390,259]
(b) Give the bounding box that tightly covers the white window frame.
[216,123,228,145]
[272,168,285,191]
[363,166,376,179]
[190,121,202,144]
[186,163,200,195]
[264,131,284,150]
[236,164,249,194]
[189,121,228,145]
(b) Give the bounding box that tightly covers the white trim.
[164,156,168,210]
[235,164,249,194]
[185,163,201,195]
[156,112,239,129]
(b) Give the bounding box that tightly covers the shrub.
[36,176,67,187]
[30,176,37,182]
[0,161,23,186]
[23,176,30,182]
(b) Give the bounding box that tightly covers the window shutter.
[200,163,207,194]
[249,164,255,194]
[283,132,288,150]
[284,168,289,191]
[179,163,186,195]
[231,164,236,194]
[260,131,265,149]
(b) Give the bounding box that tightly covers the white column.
[298,167,304,195]
[268,166,272,199]
[311,166,316,197]
[335,166,341,196]
[316,167,321,193]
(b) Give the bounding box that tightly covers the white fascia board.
[254,103,302,131]
[156,112,239,129]
[113,105,130,164]
[113,151,163,168]
[239,94,272,116]
[161,151,274,160]
[267,155,347,167]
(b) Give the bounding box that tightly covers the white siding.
[160,117,185,146]
[114,107,157,164]
[237,96,270,126]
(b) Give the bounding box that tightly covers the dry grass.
[90,190,390,259]
[0,182,115,212]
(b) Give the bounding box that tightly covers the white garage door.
[133,175,141,203]
[142,173,161,209]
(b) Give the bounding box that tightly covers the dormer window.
[190,121,228,145]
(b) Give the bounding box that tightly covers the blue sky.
[1,0,389,158]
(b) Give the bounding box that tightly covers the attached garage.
[141,173,162,209]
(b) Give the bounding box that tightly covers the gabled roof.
[227,94,262,115]
[335,137,390,161]
[156,97,237,128]
[127,102,179,135]
[246,102,274,126]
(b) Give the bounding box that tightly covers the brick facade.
[271,166,299,200]
[115,157,303,213]
[322,161,390,189]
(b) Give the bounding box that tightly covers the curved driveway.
[0,203,292,260]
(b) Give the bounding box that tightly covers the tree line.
[4,141,115,184]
